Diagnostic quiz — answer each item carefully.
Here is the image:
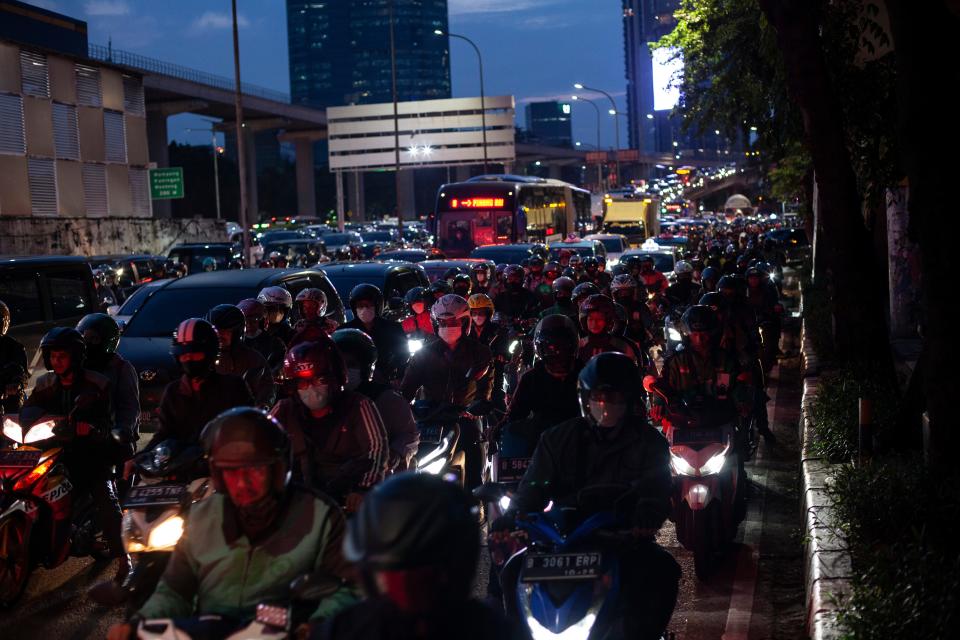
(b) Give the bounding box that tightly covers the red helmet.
[578,294,616,334]
[282,336,347,394]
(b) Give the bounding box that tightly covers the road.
[1,280,806,640]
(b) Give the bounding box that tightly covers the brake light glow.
[14,457,55,491]
[450,198,505,209]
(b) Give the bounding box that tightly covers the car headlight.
[147,515,184,550]
[700,450,728,475]
[420,458,446,475]
[667,327,682,342]
[670,451,697,476]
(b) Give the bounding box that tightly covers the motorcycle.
[478,482,676,640]
[135,571,344,639]
[412,400,465,481]
[499,316,537,405]
[0,405,103,606]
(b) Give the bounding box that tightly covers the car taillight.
[13,457,55,492]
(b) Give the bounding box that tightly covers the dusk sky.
[26,1,629,151]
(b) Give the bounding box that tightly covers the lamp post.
[435,29,487,173]
[230,0,250,265]
[574,83,621,186]
[571,95,603,191]
[389,0,402,234]
[184,126,222,220]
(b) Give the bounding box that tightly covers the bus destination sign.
[450,198,506,209]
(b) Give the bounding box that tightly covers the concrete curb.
[800,315,853,640]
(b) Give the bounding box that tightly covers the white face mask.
[345,367,363,391]
[357,307,375,324]
[589,399,627,428]
[438,326,462,345]
[298,383,330,411]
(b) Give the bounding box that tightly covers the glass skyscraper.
[287,0,451,108]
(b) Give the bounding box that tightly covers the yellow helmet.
[467,293,494,313]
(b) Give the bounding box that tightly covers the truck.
[600,195,660,247]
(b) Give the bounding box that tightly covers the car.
[318,261,429,320]
[118,268,345,423]
[765,228,810,265]
[258,229,307,243]
[167,243,240,274]
[260,238,328,264]
[469,243,537,265]
[318,231,363,254]
[416,259,495,283]
[582,234,628,268]
[547,239,608,263]
[1,256,99,380]
[88,254,166,297]
[360,230,400,245]
[109,278,171,326]
[377,248,447,262]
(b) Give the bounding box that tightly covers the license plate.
[520,551,604,582]
[419,425,443,443]
[497,457,531,483]
[0,449,41,468]
[671,428,722,445]
[123,484,186,508]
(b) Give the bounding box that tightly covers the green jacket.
[138,488,357,622]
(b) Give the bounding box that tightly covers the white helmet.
[295,288,328,316]
[610,274,638,293]
[257,286,293,309]
[674,261,694,276]
[431,294,470,332]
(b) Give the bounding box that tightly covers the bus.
[434,175,592,258]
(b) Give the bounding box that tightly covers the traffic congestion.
[0,171,805,639]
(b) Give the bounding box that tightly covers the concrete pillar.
[347,172,365,221]
[294,138,316,218]
[146,111,171,218]
[397,170,416,220]
[455,165,471,182]
[244,128,259,223]
[887,185,919,337]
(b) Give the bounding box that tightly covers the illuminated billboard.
[651,46,682,112]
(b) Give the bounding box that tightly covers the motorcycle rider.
[23,328,129,586]
[206,304,275,407]
[523,256,547,293]
[270,337,389,511]
[498,353,680,640]
[452,273,473,299]
[468,293,510,412]
[493,265,540,322]
[147,318,253,450]
[238,297,288,372]
[258,285,296,345]
[638,255,669,294]
[665,260,701,309]
[400,287,435,337]
[745,265,782,370]
[577,294,642,365]
[470,262,493,296]
[400,295,493,489]
[579,256,611,290]
[538,276,579,325]
[570,281,600,313]
[0,300,28,413]
[106,408,357,640]
[291,288,339,345]
[321,473,522,640]
[343,284,407,382]
[700,265,720,294]
[332,328,419,472]
[610,274,654,348]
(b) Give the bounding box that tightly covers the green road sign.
[149,167,184,199]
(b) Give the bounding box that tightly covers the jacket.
[357,380,419,468]
[0,334,29,413]
[399,336,493,406]
[216,343,276,408]
[343,316,408,379]
[150,372,254,449]
[89,353,141,440]
[138,489,357,622]
[246,331,289,372]
[23,368,112,433]
[577,334,641,366]
[656,344,753,416]
[505,362,581,432]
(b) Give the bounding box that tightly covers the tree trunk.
[885,0,960,458]
[758,0,890,362]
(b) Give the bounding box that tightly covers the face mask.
[345,367,363,391]
[182,359,210,379]
[438,326,461,345]
[298,383,330,411]
[589,399,627,428]
[357,307,375,323]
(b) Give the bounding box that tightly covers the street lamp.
[436,29,487,173]
[574,82,621,186]
[571,94,604,191]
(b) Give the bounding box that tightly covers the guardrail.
[88,44,290,104]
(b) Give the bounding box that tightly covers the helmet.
[331,328,378,384]
[530,244,549,260]
[429,280,452,299]
[295,288,328,319]
[205,304,245,335]
[533,314,579,376]
[725,244,736,256]
[257,286,293,311]
[544,261,561,279]
[430,294,470,333]
[237,298,268,335]
[452,273,472,297]
[202,407,291,495]
[282,336,347,393]
[201,257,217,272]
[528,256,544,272]
[699,292,726,311]
[578,352,641,427]
[76,313,120,366]
[349,284,383,315]
[404,286,429,311]
[675,261,694,278]
[638,254,655,267]
[171,318,220,374]
[610,274,638,301]
[579,294,616,334]
[583,256,599,272]
[344,473,479,599]
[745,266,763,280]
[701,266,720,286]
[494,264,508,280]
[568,254,583,268]
[680,304,719,336]
[40,327,85,372]
[467,293,494,314]
[552,276,576,300]
[503,265,524,286]
[470,262,491,281]
[571,282,600,308]
[623,255,642,273]
[716,275,741,296]
[0,300,9,336]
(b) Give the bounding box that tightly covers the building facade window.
[27,157,57,215]
[52,102,80,159]
[122,75,145,116]
[75,64,102,107]
[0,93,26,154]
[103,110,126,163]
[20,50,49,97]
[128,167,150,216]
[82,163,108,216]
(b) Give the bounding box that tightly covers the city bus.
[434,175,592,257]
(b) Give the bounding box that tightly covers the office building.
[525,101,573,148]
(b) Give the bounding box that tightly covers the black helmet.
[528,256,545,271]
[583,256,599,272]
[577,352,641,428]
[552,276,576,300]
[345,473,479,597]
[503,264,524,286]
[533,314,579,376]
[171,318,220,368]
[76,313,120,364]
[623,255,643,273]
[716,275,740,296]
[571,282,600,308]
[442,267,463,282]
[680,304,719,336]
[282,336,348,393]
[349,284,383,315]
[530,243,549,260]
[429,279,452,299]
[205,304,245,334]
[578,294,616,334]
[332,328,378,384]
[404,286,430,310]
[452,273,472,297]
[40,327,86,372]
[0,300,10,336]
[201,407,291,495]
[699,292,726,311]
[701,266,720,286]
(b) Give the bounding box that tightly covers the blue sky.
[28,1,628,149]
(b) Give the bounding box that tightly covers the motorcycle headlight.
[526,612,597,640]
[407,338,424,355]
[147,515,184,550]
[508,340,520,355]
[667,327,682,342]
[2,417,22,443]
[670,451,697,476]
[420,458,446,475]
[700,450,728,475]
[499,495,512,511]
[23,420,57,444]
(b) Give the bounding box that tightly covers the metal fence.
[87,44,290,104]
